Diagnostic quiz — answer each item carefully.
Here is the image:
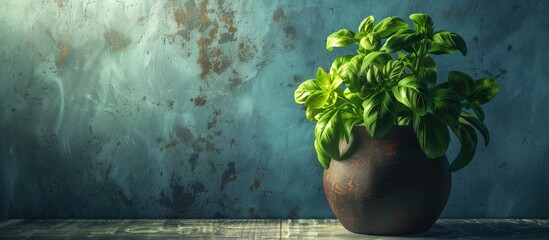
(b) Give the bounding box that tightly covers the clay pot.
[323,126,451,235]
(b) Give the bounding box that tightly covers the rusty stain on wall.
[293,74,303,83]
[250,178,260,191]
[170,119,222,156]
[166,100,175,110]
[136,15,149,25]
[104,28,131,52]
[273,7,285,22]
[283,26,297,40]
[165,141,177,149]
[220,161,236,191]
[187,152,200,171]
[193,96,207,106]
[117,190,135,207]
[156,174,206,217]
[228,77,243,92]
[55,0,65,8]
[167,0,243,86]
[248,207,255,217]
[238,41,258,62]
[55,42,69,68]
[163,0,256,102]
[207,107,220,130]
[219,12,237,43]
[442,7,464,19]
[199,0,209,24]
[173,8,185,26]
[175,125,194,146]
[288,207,299,218]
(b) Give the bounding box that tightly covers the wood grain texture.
[0,219,548,239]
[282,219,368,239]
[0,219,281,239]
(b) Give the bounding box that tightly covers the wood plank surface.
[281,219,368,239]
[0,219,548,239]
[281,219,549,239]
[0,219,281,239]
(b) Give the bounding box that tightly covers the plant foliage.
[294,13,499,171]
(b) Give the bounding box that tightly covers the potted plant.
[294,13,499,235]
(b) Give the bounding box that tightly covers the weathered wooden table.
[0,219,548,239]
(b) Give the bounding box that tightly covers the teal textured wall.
[1,0,548,220]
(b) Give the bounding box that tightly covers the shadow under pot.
[323,126,451,235]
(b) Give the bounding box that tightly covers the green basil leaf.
[427,30,467,55]
[345,87,354,97]
[358,85,376,100]
[405,55,437,86]
[409,13,433,35]
[314,108,331,121]
[395,100,413,116]
[358,15,375,34]
[325,91,340,108]
[432,88,461,126]
[329,76,344,91]
[359,51,392,74]
[330,55,354,74]
[469,102,485,121]
[449,123,478,172]
[343,88,357,102]
[448,71,475,99]
[315,109,343,160]
[373,16,408,38]
[391,75,431,115]
[339,127,361,160]
[431,81,449,91]
[357,47,368,55]
[362,91,396,138]
[314,138,331,169]
[354,32,366,41]
[413,113,450,159]
[316,68,331,89]
[459,111,490,146]
[467,77,499,105]
[305,91,330,109]
[294,79,321,104]
[381,29,422,53]
[360,32,381,51]
[326,29,356,51]
[420,56,437,86]
[344,55,364,91]
[397,116,412,126]
[383,59,405,82]
[366,64,383,84]
[341,109,362,143]
[306,107,323,122]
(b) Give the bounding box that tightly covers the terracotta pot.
[323,126,451,235]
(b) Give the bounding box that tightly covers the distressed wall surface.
[1,0,548,220]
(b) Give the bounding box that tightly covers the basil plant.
[294,13,499,171]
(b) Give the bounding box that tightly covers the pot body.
[323,126,451,235]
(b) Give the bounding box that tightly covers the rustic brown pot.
[323,126,451,235]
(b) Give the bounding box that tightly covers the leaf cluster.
[294,14,499,171]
